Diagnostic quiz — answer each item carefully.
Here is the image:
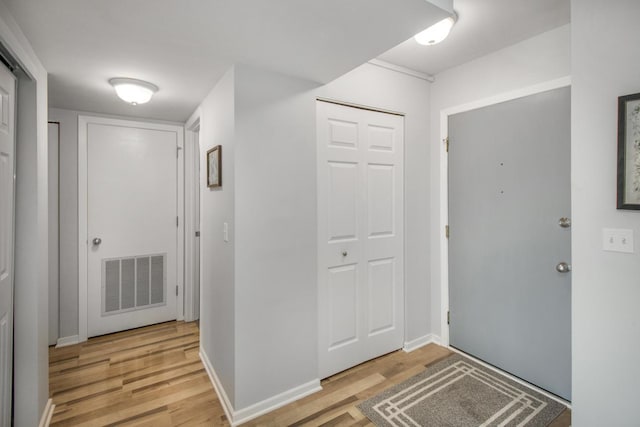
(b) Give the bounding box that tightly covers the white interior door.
[317,101,404,379]
[0,62,16,427]
[84,118,179,337]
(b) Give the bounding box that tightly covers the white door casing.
[317,100,404,379]
[79,116,183,339]
[184,123,200,322]
[48,121,59,346]
[192,128,200,320]
[0,62,16,427]
[438,77,572,347]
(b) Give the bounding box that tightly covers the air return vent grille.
[102,254,166,315]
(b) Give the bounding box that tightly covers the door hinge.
[176,285,179,296]
[444,136,449,153]
[177,146,182,158]
[447,311,450,325]
[176,216,179,227]
[445,225,449,239]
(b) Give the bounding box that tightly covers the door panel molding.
[78,115,184,342]
[438,76,572,347]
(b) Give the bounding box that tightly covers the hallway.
[48,322,571,426]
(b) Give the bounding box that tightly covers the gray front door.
[448,86,571,400]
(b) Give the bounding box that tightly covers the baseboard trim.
[56,335,80,348]
[199,348,322,426]
[38,398,55,427]
[199,349,235,425]
[233,379,322,426]
[403,334,442,352]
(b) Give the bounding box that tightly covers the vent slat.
[104,260,120,313]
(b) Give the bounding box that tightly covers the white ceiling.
[5,0,570,123]
[3,0,449,122]
[378,0,570,76]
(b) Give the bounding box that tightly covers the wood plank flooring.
[49,321,571,426]
[49,321,227,426]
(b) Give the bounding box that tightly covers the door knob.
[93,237,102,245]
[342,251,348,257]
[558,217,571,228]
[555,262,571,273]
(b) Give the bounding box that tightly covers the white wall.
[571,1,640,425]
[190,67,237,406]
[429,24,571,339]
[0,0,50,424]
[233,65,319,409]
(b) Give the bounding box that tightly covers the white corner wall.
[429,24,571,340]
[191,67,237,407]
[233,64,319,410]
[571,1,640,425]
[0,1,50,424]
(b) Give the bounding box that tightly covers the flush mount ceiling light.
[414,13,457,46]
[109,78,158,105]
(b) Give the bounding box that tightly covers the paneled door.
[317,101,404,379]
[81,117,181,338]
[448,86,571,400]
[0,62,16,427]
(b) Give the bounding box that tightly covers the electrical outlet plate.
[602,228,634,253]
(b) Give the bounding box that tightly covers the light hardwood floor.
[49,321,570,426]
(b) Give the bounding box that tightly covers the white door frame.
[78,115,185,342]
[438,76,572,346]
[184,116,200,322]
[48,121,60,346]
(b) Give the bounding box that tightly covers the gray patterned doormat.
[358,353,566,427]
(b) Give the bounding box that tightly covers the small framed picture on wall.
[617,92,640,209]
[207,145,222,188]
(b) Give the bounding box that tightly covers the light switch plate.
[223,222,229,242]
[602,228,634,253]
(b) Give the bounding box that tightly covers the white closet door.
[0,62,16,427]
[317,101,404,379]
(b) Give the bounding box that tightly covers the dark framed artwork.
[617,92,640,209]
[207,145,222,188]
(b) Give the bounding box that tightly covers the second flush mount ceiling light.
[414,13,457,46]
